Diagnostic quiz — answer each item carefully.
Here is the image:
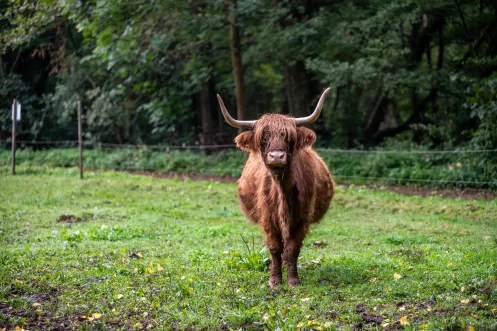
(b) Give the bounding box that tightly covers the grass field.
[1,166,496,330]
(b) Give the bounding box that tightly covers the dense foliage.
[1,0,496,153]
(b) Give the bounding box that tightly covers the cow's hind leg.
[264,231,283,288]
[285,224,308,286]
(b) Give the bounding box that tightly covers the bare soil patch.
[57,215,87,223]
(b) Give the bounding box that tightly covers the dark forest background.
[1,0,496,153]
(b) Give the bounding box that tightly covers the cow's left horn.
[295,87,331,126]
[217,94,256,129]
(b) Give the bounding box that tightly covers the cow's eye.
[289,140,295,151]
[261,132,269,148]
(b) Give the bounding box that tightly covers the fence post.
[11,99,17,175]
[78,100,83,179]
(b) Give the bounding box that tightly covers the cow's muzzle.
[266,150,287,167]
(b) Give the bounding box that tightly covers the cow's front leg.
[264,231,283,288]
[285,225,308,286]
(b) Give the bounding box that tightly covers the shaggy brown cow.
[216,88,335,287]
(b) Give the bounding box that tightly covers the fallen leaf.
[460,299,469,304]
[297,322,304,328]
[91,313,102,319]
[468,326,475,331]
[32,302,41,307]
[399,316,409,325]
[394,273,402,280]
[492,307,497,312]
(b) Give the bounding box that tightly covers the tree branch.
[10,49,21,75]
[462,12,497,63]
[363,83,385,138]
[437,25,444,70]
[373,89,437,141]
[426,37,432,69]
[454,0,470,38]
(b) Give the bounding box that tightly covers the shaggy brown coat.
[234,114,335,287]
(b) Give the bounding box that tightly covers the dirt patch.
[57,215,87,223]
[0,287,73,331]
[355,304,383,328]
[312,241,327,248]
[114,170,496,200]
[347,183,497,200]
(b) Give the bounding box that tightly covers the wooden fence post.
[78,100,83,179]
[12,99,17,175]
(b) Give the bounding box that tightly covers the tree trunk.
[283,60,309,117]
[228,0,246,134]
[198,81,215,145]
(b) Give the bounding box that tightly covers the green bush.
[0,145,495,189]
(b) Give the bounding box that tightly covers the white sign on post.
[11,103,21,121]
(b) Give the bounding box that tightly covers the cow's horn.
[217,94,255,129]
[295,87,331,126]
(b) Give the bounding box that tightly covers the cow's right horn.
[295,87,331,126]
[217,94,255,129]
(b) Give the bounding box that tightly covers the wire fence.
[4,139,497,154]
[1,139,496,189]
[1,140,237,150]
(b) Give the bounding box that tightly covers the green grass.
[1,166,497,330]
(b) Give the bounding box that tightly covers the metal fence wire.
[1,139,496,188]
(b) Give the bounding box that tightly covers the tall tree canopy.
[1,0,496,152]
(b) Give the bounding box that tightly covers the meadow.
[1,166,496,330]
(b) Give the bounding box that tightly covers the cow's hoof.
[287,278,301,286]
[268,278,282,288]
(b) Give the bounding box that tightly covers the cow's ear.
[296,127,316,149]
[235,131,255,152]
